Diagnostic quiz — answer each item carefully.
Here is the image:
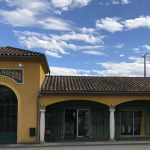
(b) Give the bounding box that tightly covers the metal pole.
[144,57,146,77]
[36,94,42,144]
[142,53,147,77]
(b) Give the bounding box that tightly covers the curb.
[1,141,150,148]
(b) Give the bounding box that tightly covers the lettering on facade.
[0,69,23,84]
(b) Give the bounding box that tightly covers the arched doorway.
[0,85,18,143]
[115,100,150,138]
[45,100,109,141]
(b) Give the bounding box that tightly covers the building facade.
[0,46,150,144]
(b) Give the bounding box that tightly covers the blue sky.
[0,0,150,76]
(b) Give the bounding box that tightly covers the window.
[121,110,146,136]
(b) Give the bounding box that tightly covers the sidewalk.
[1,140,150,148]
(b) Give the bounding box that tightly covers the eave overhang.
[0,56,50,74]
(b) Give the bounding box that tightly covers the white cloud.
[51,0,92,13]
[121,0,130,4]
[128,56,144,63]
[142,45,150,50]
[116,44,124,48]
[120,54,124,57]
[78,27,95,34]
[95,56,150,76]
[132,45,150,53]
[76,45,104,50]
[99,2,102,4]
[96,17,124,33]
[5,0,92,14]
[5,0,51,12]
[13,30,104,57]
[82,51,106,55]
[124,16,150,30]
[50,67,91,76]
[133,48,140,51]
[45,50,62,58]
[0,8,72,30]
[22,36,70,54]
[112,0,119,4]
[49,31,104,44]
[13,30,69,54]
[39,18,72,30]
[106,3,110,5]
[133,47,141,53]
[0,8,35,26]
[95,16,150,32]
[53,10,62,15]
[0,0,72,30]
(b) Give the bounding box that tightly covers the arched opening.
[45,100,109,141]
[115,100,150,138]
[0,85,18,143]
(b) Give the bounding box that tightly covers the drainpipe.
[36,93,42,144]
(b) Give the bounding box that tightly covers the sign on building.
[0,69,23,84]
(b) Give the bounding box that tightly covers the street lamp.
[142,53,147,77]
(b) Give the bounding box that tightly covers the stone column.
[40,110,46,143]
[109,109,115,141]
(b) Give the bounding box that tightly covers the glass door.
[77,109,89,137]
[121,110,146,136]
[121,111,133,135]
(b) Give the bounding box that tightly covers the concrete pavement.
[1,141,150,149]
[1,144,150,150]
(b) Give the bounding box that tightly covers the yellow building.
[0,46,150,144]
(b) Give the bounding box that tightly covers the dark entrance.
[65,110,77,138]
[0,85,17,143]
[65,109,90,138]
[77,109,89,137]
[45,100,109,141]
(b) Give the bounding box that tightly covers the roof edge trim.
[40,91,150,94]
[0,55,50,74]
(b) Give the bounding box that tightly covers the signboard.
[0,69,23,84]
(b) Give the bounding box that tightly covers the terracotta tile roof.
[41,76,150,93]
[0,46,45,57]
[0,46,50,74]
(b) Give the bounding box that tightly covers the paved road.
[1,144,150,150]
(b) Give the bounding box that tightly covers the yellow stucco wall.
[0,60,43,143]
[1,60,150,143]
[39,94,150,110]
[40,64,46,87]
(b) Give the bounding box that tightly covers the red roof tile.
[0,46,50,74]
[0,46,45,57]
[41,76,150,93]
